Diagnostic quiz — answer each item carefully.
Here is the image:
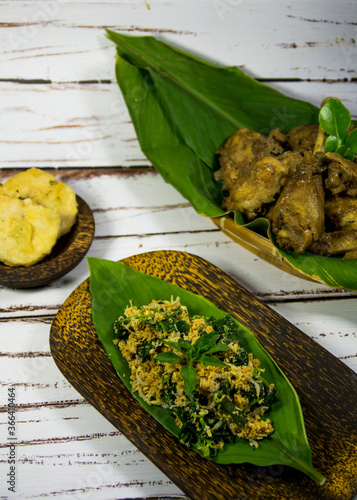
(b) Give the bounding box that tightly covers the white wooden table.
[1,2,356,498]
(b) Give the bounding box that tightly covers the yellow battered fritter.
[0,168,78,266]
[1,168,78,237]
[0,195,61,266]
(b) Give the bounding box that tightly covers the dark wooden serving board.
[50,250,357,500]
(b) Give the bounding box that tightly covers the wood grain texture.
[0,195,94,288]
[1,306,354,499]
[2,169,356,317]
[1,1,356,81]
[0,82,356,169]
[50,250,357,500]
[1,2,357,498]
[0,404,185,499]
[1,228,356,317]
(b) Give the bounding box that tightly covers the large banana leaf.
[113,55,224,219]
[106,31,357,290]
[88,256,325,485]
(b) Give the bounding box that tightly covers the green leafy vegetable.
[346,128,357,153]
[155,351,182,364]
[88,256,325,485]
[319,98,357,161]
[156,331,228,398]
[214,394,248,429]
[138,341,155,362]
[180,363,197,401]
[112,295,274,455]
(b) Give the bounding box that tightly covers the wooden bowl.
[0,195,94,288]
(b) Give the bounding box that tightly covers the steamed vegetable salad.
[113,297,276,457]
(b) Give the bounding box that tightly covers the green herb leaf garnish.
[214,394,248,429]
[154,351,182,364]
[180,364,198,401]
[319,98,357,161]
[158,331,229,397]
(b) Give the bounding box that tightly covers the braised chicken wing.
[324,196,357,231]
[271,168,325,254]
[286,124,319,153]
[215,128,301,219]
[325,152,357,197]
[309,229,357,260]
[215,122,357,259]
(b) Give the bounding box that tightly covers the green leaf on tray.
[88,256,325,485]
[112,51,225,218]
[106,31,357,290]
[107,30,318,167]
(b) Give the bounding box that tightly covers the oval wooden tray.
[50,250,357,500]
[212,216,323,284]
[0,195,94,288]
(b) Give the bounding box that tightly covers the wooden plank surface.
[0,280,355,498]
[1,168,356,317]
[1,304,356,498]
[0,81,356,169]
[1,0,356,81]
[1,0,356,169]
[1,1,357,498]
[0,168,356,497]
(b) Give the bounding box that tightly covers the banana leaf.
[106,31,357,291]
[88,256,325,485]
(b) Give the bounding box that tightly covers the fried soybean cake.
[113,297,277,458]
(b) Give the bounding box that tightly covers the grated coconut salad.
[113,297,277,458]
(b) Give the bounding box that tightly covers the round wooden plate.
[50,250,357,500]
[0,195,94,288]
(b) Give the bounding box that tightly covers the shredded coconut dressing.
[114,297,276,457]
